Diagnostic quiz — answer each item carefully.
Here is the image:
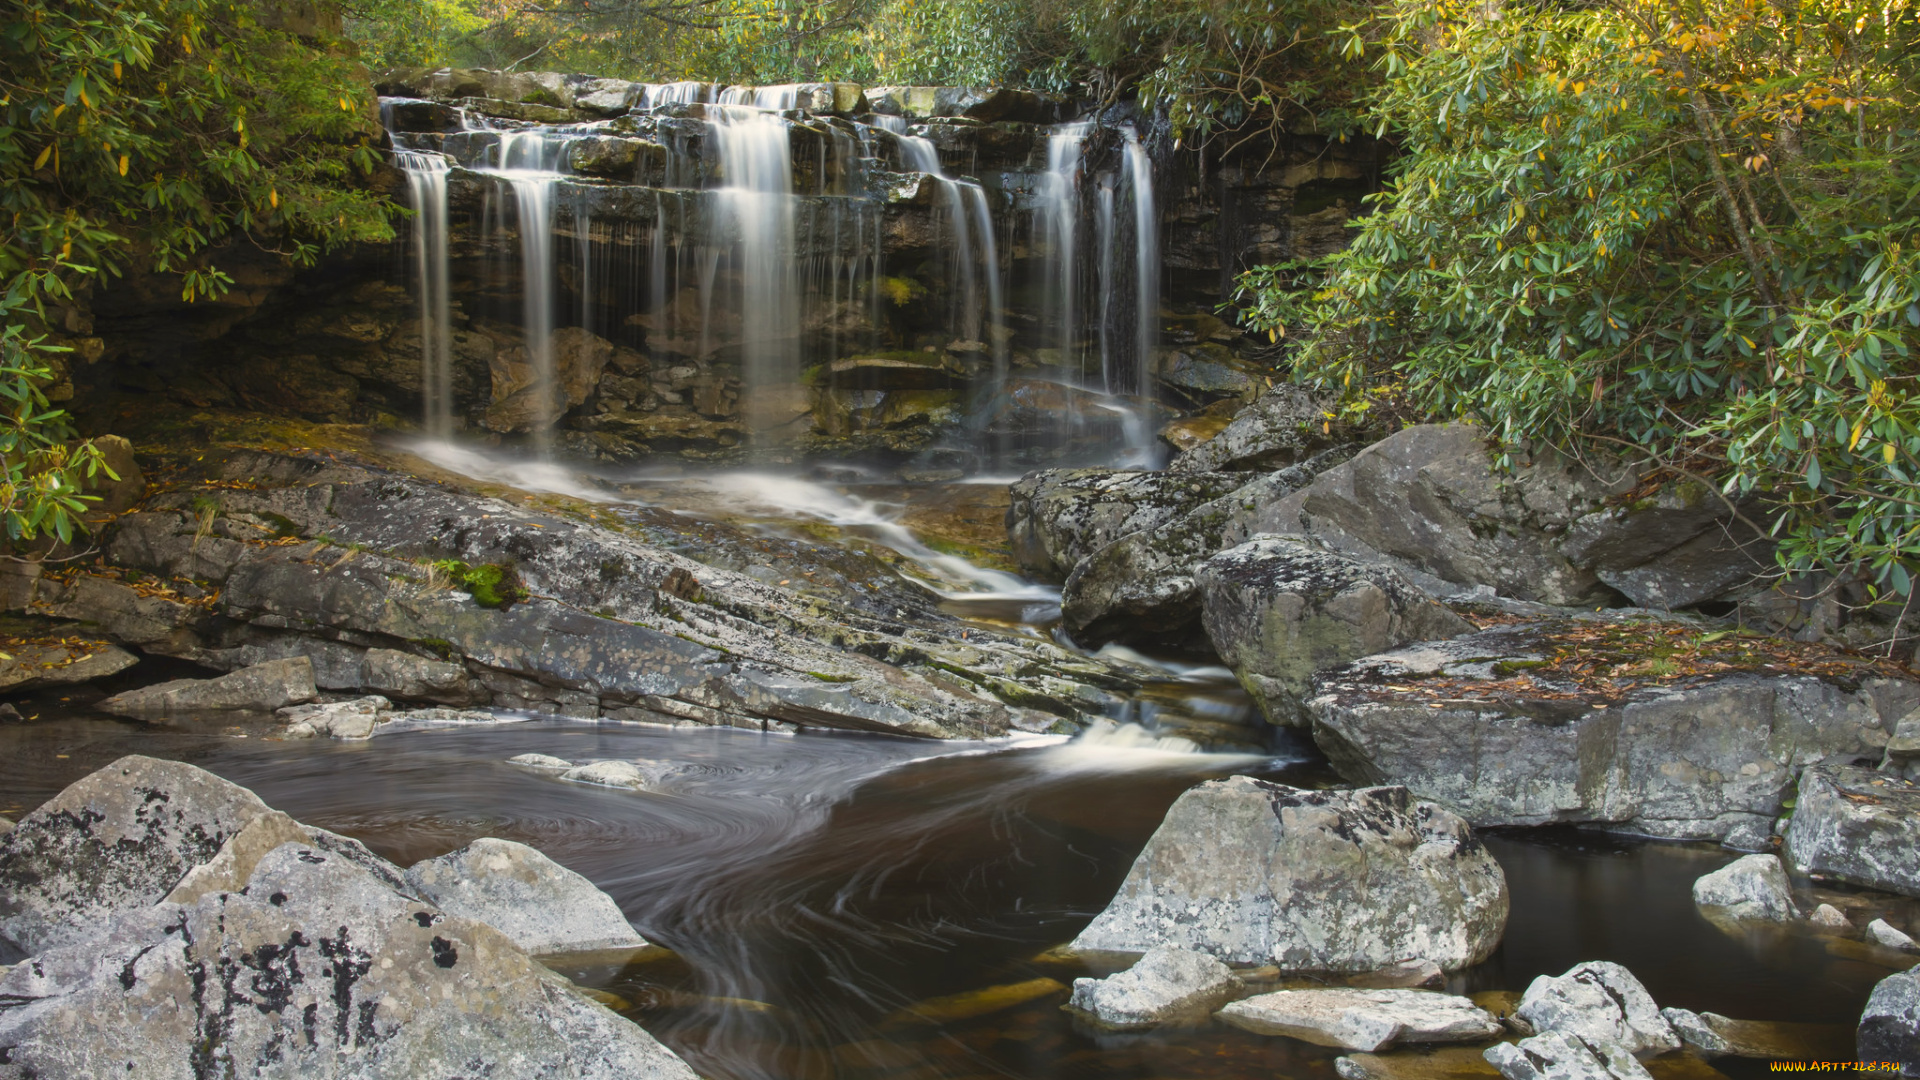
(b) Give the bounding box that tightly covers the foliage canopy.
[0,0,396,543]
[1237,0,1920,601]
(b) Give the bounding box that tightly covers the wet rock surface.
[28,447,1146,740]
[406,837,651,954]
[1065,944,1241,1029]
[1484,1030,1654,1080]
[1069,777,1508,972]
[1195,534,1471,724]
[0,635,137,692]
[1858,968,1920,1075]
[1785,763,1920,898]
[1216,987,1503,1051]
[1006,468,1245,581]
[1168,383,1335,474]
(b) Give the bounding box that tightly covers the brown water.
[0,688,1905,1080]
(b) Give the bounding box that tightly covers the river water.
[0,698,1897,1080]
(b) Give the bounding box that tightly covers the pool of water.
[0,706,1903,1080]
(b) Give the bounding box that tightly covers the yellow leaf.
[114,61,122,80]
[1851,423,1865,450]
[269,189,278,208]
[1266,328,1276,342]
[33,144,50,169]
[182,33,191,54]
[1887,443,1898,465]
[339,97,352,111]
[118,154,128,176]
[78,89,90,109]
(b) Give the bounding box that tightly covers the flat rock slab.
[0,637,137,692]
[0,754,271,954]
[406,837,649,955]
[1065,944,1240,1029]
[1218,988,1503,1051]
[1785,763,1920,898]
[97,656,318,717]
[1070,777,1508,973]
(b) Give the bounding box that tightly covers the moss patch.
[432,559,530,610]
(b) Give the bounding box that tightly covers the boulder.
[1809,903,1852,929]
[1065,944,1241,1030]
[1060,448,1354,643]
[1513,962,1679,1056]
[1251,424,1628,605]
[1784,763,1920,898]
[1308,627,1917,841]
[1069,777,1508,973]
[1858,968,1920,1076]
[1484,1030,1654,1080]
[96,656,318,717]
[1005,468,1245,581]
[0,755,271,954]
[406,837,649,955]
[1870,919,1920,952]
[0,841,698,1078]
[1195,535,1472,725]
[1660,1007,1731,1056]
[510,753,575,770]
[1560,484,1772,610]
[1216,988,1504,1051]
[0,637,137,692]
[1691,854,1797,921]
[1169,383,1335,474]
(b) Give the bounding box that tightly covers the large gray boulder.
[1195,535,1472,725]
[1065,944,1241,1030]
[1559,482,1772,609]
[1691,854,1797,921]
[1784,763,1920,897]
[1005,468,1245,581]
[406,837,650,955]
[1484,1030,1654,1080]
[1060,448,1354,644]
[1168,383,1336,474]
[1252,424,1628,606]
[0,755,272,955]
[1069,777,1508,973]
[1514,961,1680,1056]
[96,656,318,717]
[1217,988,1502,1051]
[0,841,697,1079]
[1859,968,1920,1076]
[1308,624,1920,842]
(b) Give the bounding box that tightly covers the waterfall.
[396,150,454,438]
[510,177,558,450]
[1124,130,1159,402]
[1038,123,1091,369]
[707,104,799,432]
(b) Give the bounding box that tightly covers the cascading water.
[893,133,1002,350]
[706,104,800,433]
[395,149,454,438]
[1036,122,1090,370]
[1124,129,1159,403]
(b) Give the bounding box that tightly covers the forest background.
[3,0,1918,609]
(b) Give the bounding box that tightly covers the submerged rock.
[96,655,318,717]
[0,754,271,955]
[406,837,650,954]
[1512,962,1679,1056]
[509,753,575,770]
[281,694,393,739]
[1484,1030,1654,1080]
[1065,944,1240,1030]
[1308,626,1918,842]
[560,759,654,789]
[1195,534,1471,725]
[0,841,697,1078]
[1869,919,1920,952]
[1691,854,1798,921]
[1069,777,1508,972]
[1217,988,1503,1051]
[1784,763,1920,898]
[1859,969,1920,1076]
